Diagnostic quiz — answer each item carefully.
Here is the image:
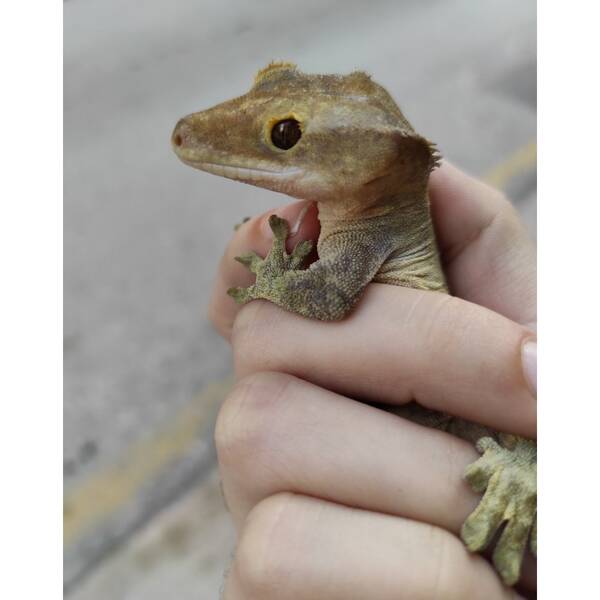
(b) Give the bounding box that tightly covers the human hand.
[210,162,537,598]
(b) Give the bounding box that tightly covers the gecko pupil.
[271,119,301,149]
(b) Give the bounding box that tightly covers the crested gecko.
[172,62,536,587]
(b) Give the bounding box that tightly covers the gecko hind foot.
[228,215,313,304]
[461,435,536,586]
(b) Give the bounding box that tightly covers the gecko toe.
[461,470,506,552]
[268,214,289,240]
[289,240,313,269]
[461,436,536,586]
[530,515,537,556]
[227,286,254,304]
[492,508,534,587]
[234,252,263,273]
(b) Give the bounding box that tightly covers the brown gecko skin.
[172,62,536,587]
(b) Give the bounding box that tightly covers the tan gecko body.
[172,62,536,586]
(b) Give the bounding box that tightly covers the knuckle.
[426,525,466,600]
[207,298,228,338]
[485,189,527,241]
[234,493,299,597]
[479,180,514,216]
[443,436,479,513]
[230,304,255,360]
[423,294,527,394]
[214,372,294,470]
[231,302,285,377]
[487,185,511,210]
[421,293,464,354]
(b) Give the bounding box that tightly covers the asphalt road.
[64,0,536,594]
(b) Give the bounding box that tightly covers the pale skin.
[209,163,537,599]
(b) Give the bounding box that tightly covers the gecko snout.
[171,118,190,150]
[172,116,205,154]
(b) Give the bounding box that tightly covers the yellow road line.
[483,140,537,190]
[64,378,232,547]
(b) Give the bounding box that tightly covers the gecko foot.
[461,435,536,586]
[228,215,313,304]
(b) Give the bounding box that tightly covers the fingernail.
[261,201,314,239]
[289,202,312,236]
[522,340,537,397]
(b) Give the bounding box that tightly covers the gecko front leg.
[228,215,391,321]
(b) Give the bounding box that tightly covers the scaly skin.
[172,61,536,586]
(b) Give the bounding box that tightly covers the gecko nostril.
[173,133,183,147]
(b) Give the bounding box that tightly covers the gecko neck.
[316,186,448,292]
[316,184,430,238]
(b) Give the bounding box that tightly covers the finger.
[223,493,522,600]
[216,372,537,590]
[429,162,536,328]
[208,200,319,340]
[232,285,536,438]
[216,372,479,529]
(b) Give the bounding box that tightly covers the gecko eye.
[271,119,302,150]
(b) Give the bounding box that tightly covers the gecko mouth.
[177,156,303,183]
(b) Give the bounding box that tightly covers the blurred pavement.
[64,0,536,597]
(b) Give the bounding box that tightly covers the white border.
[539,1,600,597]
[0,1,62,597]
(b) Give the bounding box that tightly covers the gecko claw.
[234,252,263,273]
[289,240,313,269]
[227,286,253,304]
[268,214,289,239]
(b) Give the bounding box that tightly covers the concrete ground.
[64,0,536,597]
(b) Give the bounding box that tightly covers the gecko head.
[172,62,439,203]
